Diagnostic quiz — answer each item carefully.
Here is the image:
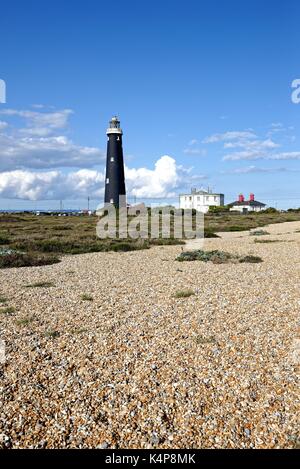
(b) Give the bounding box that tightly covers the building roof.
[228,200,266,207]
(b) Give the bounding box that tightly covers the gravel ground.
[0,221,299,449]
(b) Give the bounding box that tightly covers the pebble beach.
[0,221,299,449]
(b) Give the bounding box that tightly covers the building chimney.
[238,194,245,203]
[250,193,255,201]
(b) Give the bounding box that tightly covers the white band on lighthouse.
[106,127,123,135]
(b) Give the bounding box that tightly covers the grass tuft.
[0,306,16,315]
[15,316,35,327]
[81,294,94,301]
[44,329,60,339]
[25,281,55,288]
[195,335,216,345]
[175,290,195,298]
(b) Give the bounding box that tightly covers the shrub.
[239,255,263,263]
[260,207,279,214]
[204,229,220,238]
[177,250,263,264]
[177,250,233,263]
[228,226,246,232]
[0,250,60,269]
[0,234,10,245]
[208,206,229,214]
[250,229,270,236]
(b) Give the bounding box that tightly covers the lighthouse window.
[106,178,109,184]
[110,199,114,204]
[110,157,115,162]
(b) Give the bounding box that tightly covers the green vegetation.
[0,209,299,268]
[239,255,263,263]
[195,335,216,345]
[0,250,60,269]
[208,205,230,214]
[44,329,60,339]
[254,239,281,244]
[0,233,10,245]
[177,250,233,263]
[25,281,55,288]
[15,316,35,327]
[175,290,195,298]
[250,229,270,236]
[0,296,8,304]
[176,250,263,264]
[81,294,94,301]
[0,306,16,315]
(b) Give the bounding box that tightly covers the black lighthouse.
[104,116,126,208]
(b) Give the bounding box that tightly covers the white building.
[179,188,224,213]
[228,194,266,213]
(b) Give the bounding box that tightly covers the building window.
[189,197,192,201]
[110,157,114,162]
[197,197,200,201]
[110,199,114,204]
[106,178,109,184]
[214,196,217,202]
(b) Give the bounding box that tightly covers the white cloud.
[223,138,280,161]
[0,169,105,201]
[222,165,292,174]
[0,107,207,201]
[0,108,73,136]
[0,155,205,201]
[183,148,207,156]
[202,131,257,144]
[0,108,105,170]
[0,133,104,170]
[125,155,180,198]
[224,138,279,150]
[224,151,300,162]
[188,139,198,146]
[0,121,8,130]
[269,152,300,160]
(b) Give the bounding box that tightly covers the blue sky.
[0,0,299,209]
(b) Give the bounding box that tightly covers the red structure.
[238,194,245,203]
[249,193,255,201]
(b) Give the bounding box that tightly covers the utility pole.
[88,196,90,211]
